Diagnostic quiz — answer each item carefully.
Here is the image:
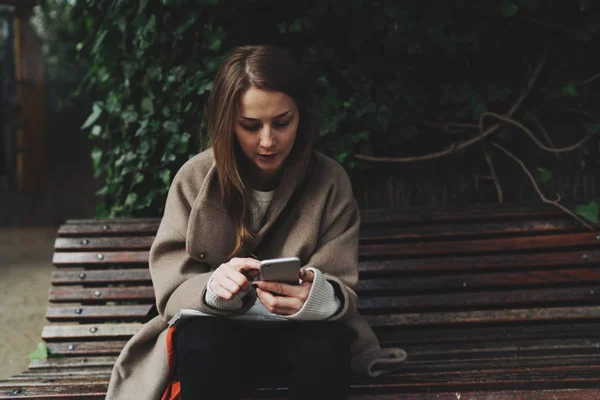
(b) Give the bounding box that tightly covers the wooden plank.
[42,323,142,340]
[357,269,600,294]
[0,377,107,387]
[49,286,154,302]
[403,338,600,362]
[365,306,600,327]
[358,250,600,276]
[51,269,151,285]
[372,322,600,346]
[54,237,154,251]
[358,286,600,313]
[46,305,153,321]
[0,384,107,400]
[29,357,117,370]
[360,219,584,243]
[46,341,127,357]
[52,251,149,265]
[359,232,600,258]
[359,205,565,225]
[58,222,159,236]
[347,390,600,400]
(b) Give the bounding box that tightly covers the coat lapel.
[186,151,311,266]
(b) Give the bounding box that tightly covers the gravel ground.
[0,227,57,379]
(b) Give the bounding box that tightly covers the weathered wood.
[52,251,149,265]
[58,222,159,236]
[358,250,600,276]
[42,323,142,341]
[359,232,600,257]
[358,286,600,313]
[51,269,151,285]
[356,269,600,294]
[46,305,153,321]
[360,219,584,243]
[0,384,107,400]
[45,341,127,357]
[54,237,154,251]
[48,286,154,303]
[364,306,600,327]
[29,357,117,370]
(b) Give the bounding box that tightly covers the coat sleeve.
[149,165,255,322]
[302,166,361,322]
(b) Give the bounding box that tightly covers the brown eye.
[241,124,260,132]
[274,120,290,128]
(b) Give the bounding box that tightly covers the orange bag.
[160,326,181,400]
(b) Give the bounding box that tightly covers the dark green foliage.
[36,0,600,220]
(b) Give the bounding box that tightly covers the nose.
[259,125,275,149]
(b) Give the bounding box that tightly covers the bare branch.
[482,112,591,153]
[507,49,547,117]
[490,142,594,231]
[529,113,560,160]
[577,70,600,86]
[484,150,503,203]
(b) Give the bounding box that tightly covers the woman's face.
[234,87,299,189]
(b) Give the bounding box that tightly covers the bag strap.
[252,152,316,258]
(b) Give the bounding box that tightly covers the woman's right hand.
[209,257,261,300]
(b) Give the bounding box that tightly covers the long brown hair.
[204,45,317,257]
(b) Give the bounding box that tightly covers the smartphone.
[259,257,301,285]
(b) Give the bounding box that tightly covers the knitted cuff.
[283,267,342,321]
[204,272,248,311]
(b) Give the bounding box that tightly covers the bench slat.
[54,237,154,251]
[29,357,117,370]
[51,269,151,285]
[360,219,583,242]
[359,285,600,313]
[356,269,600,294]
[358,250,600,276]
[49,286,154,302]
[46,305,153,321]
[46,341,127,357]
[58,222,159,236]
[42,323,142,340]
[52,251,149,265]
[360,232,600,257]
[365,306,600,327]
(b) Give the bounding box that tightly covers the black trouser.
[176,317,352,400]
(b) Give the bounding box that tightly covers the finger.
[231,257,261,272]
[256,288,302,315]
[211,283,234,300]
[254,281,296,297]
[222,266,251,291]
[300,268,315,283]
[216,274,243,295]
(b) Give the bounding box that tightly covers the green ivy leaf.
[81,103,103,129]
[125,193,138,207]
[562,82,579,97]
[536,167,552,184]
[575,202,599,224]
[91,147,103,174]
[584,122,600,135]
[28,343,48,361]
[501,3,518,17]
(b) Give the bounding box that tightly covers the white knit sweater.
[203,188,342,321]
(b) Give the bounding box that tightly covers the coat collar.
[186,149,313,264]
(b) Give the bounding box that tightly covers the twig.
[577,70,600,86]
[354,52,546,163]
[490,142,594,231]
[529,114,558,150]
[423,121,479,134]
[507,49,547,116]
[482,112,591,153]
[484,149,503,203]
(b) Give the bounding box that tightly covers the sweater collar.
[186,148,313,264]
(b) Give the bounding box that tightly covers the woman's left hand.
[253,269,315,315]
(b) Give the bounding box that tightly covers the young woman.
[106,45,406,400]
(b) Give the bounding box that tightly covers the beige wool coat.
[106,148,407,400]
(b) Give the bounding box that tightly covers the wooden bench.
[2,205,600,399]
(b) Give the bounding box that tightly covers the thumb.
[300,268,315,283]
